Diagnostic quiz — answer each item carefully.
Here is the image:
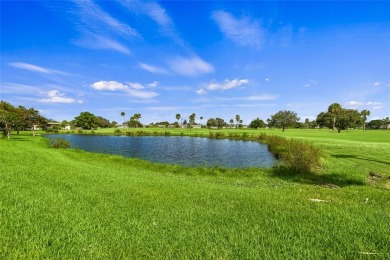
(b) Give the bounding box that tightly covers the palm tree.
[235,114,240,129]
[189,113,196,130]
[176,114,181,126]
[200,116,203,126]
[239,119,243,128]
[328,103,342,130]
[360,109,370,131]
[133,113,141,128]
[229,119,234,128]
[121,112,126,128]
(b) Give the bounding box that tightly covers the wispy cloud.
[304,79,318,87]
[40,90,83,104]
[212,10,264,49]
[197,79,249,94]
[90,80,158,99]
[167,56,214,77]
[74,34,131,55]
[120,0,184,46]
[208,79,249,91]
[373,81,381,86]
[139,63,169,75]
[63,0,139,54]
[196,89,207,95]
[346,101,383,110]
[73,0,139,38]
[9,62,68,75]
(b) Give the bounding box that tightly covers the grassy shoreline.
[1,129,389,258]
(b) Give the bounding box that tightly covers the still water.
[45,135,275,168]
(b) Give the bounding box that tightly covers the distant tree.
[74,111,97,130]
[249,118,266,129]
[121,112,126,128]
[200,116,203,125]
[207,118,217,128]
[367,119,382,129]
[304,118,310,129]
[270,110,300,132]
[229,119,234,128]
[235,114,240,128]
[317,108,361,133]
[360,109,370,131]
[183,119,188,126]
[328,103,342,130]
[216,118,226,129]
[132,113,141,128]
[175,113,181,125]
[95,116,110,128]
[189,113,196,130]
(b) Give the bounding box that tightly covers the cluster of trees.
[73,111,117,130]
[0,101,48,138]
[316,103,375,133]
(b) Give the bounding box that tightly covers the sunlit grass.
[1,129,389,258]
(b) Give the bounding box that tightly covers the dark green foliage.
[270,110,300,132]
[77,129,83,134]
[249,118,266,129]
[114,129,122,134]
[317,107,362,133]
[50,138,71,149]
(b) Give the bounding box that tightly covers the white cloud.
[139,63,169,74]
[91,81,128,91]
[304,79,318,87]
[196,89,207,95]
[9,62,67,75]
[128,82,145,90]
[346,101,363,107]
[373,106,384,110]
[207,79,249,91]
[148,81,159,88]
[212,10,264,49]
[366,101,381,106]
[168,56,214,77]
[373,82,381,86]
[90,80,158,99]
[40,90,82,104]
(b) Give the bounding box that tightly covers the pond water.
[45,135,275,168]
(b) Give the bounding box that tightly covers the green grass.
[1,129,389,258]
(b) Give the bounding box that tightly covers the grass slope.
[1,130,389,258]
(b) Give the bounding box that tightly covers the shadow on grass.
[331,154,390,166]
[271,166,364,187]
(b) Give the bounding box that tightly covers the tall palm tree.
[229,119,234,128]
[200,116,203,126]
[121,112,126,128]
[176,113,181,126]
[328,103,342,130]
[189,113,196,130]
[360,109,370,131]
[235,114,240,129]
[133,113,141,128]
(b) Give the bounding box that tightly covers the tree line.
[1,100,389,139]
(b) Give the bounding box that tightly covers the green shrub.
[282,139,322,173]
[114,129,122,135]
[50,138,71,149]
[77,130,83,134]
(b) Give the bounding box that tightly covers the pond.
[45,135,276,168]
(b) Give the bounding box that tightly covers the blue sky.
[1,0,389,124]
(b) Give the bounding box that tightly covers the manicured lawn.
[0,129,389,258]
